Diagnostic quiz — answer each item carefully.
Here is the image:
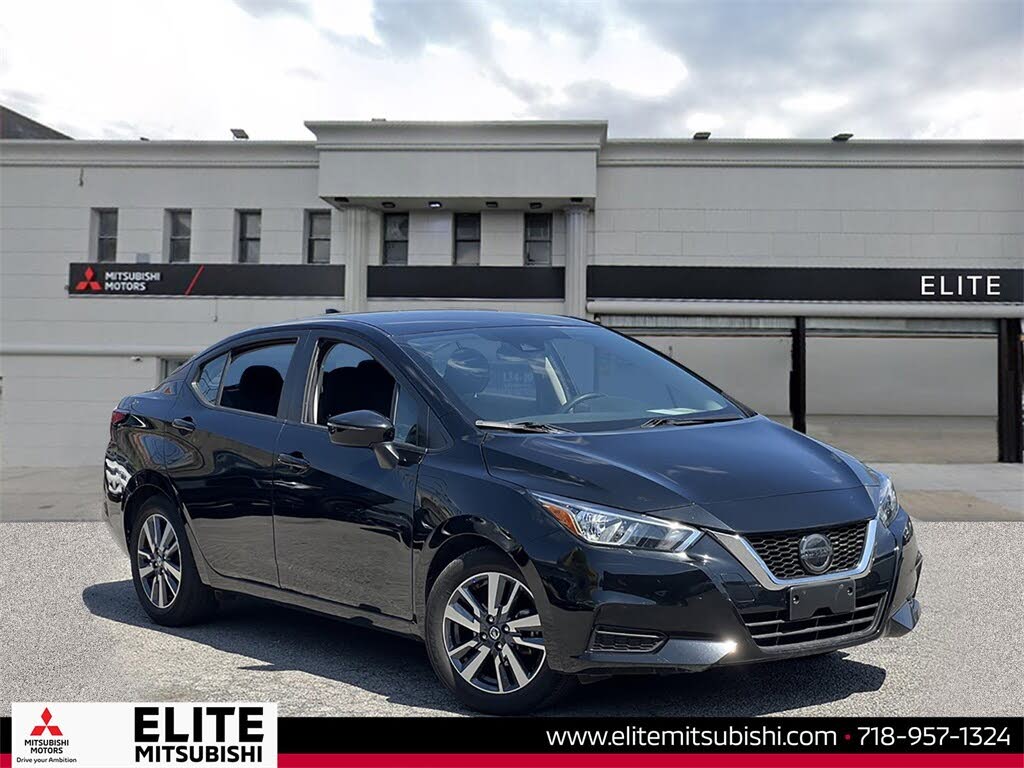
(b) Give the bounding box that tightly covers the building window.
[383,213,409,265]
[167,210,191,263]
[94,209,118,263]
[454,213,480,266]
[524,213,552,266]
[237,210,261,263]
[160,357,191,380]
[306,210,331,264]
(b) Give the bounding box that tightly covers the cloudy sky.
[1,0,1021,140]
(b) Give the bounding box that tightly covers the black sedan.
[103,310,922,714]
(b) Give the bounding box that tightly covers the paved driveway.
[1,520,1020,717]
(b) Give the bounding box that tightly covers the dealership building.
[0,114,1021,470]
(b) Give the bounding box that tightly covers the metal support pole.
[996,318,1023,463]
[790,317,807,434]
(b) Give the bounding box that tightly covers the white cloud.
[781,90,851,114]
[684,111,725,134]
[0,0,1018,140]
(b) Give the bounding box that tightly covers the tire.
[425,546,575,714]
[129,495,216,627]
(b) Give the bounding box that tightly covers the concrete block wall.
[593,166,1024,267]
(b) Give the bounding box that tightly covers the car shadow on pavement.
[83,579,885,716]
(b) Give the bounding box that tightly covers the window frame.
[523,212,553,266]
[453,212,481,266]
[94,208,118,263]
[166,209,192,263]
[236,209,262,264]
[305,209,331,265]
[188,334,303,421]
[382,212,409,266]
[299,332,436,450]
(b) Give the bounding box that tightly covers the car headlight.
[531,492,702,552]
[876,475,899,528]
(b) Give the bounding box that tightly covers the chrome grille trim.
[741,589,886,648]
[712,518,878,591]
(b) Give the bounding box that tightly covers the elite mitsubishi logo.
[23,706,70,758]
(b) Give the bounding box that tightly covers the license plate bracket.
[789,579,855,621]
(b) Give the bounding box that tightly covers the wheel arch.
[416,517,530,624]
[121,470,181,546]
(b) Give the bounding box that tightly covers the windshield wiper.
[475,419,569,434]
[640,416,744,429]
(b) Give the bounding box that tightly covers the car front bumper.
[523,508,922,676]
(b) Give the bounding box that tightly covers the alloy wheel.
[442,571,545,694]
[137,513,182,609]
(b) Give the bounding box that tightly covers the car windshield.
[399,325,747,432]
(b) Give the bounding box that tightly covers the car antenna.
[325,308,340,314]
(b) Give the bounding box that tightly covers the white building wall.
[0,133,1020,468]
[593,164,1023,268]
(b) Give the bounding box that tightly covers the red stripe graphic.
[277,753,1024,768]
[184,264,206,296]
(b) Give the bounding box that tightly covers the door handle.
[171,416,195,434]
[277,452,310,469]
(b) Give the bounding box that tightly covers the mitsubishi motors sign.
[67,263,344,297]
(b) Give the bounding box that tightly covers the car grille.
[590,628,666,653]
[741,589,886,648]
[744,522,868,580]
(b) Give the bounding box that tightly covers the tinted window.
[383,213,409,265]
[392,386,421,445]
[311,341,429,447]
[313,342,396,426]
[194,354,228,404]
[401,325,743,431]
[220,342,295,416]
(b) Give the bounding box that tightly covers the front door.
[273,335,424,619]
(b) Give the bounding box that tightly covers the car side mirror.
[327,410,395,448]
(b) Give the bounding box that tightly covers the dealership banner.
[8,703,276,767]
[587,266,1024,303]
[67,263,345,297]
[3,713,1022,768]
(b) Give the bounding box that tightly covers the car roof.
[268,309,593,337]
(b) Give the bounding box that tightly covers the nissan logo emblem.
[798,532,834,575]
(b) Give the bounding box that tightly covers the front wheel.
[425,547,574,714]
[129,496,216,626]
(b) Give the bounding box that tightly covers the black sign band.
[588,266,1024,303]
[68,263,345,297]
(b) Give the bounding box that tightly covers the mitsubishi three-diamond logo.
[74,266,102,292]
[30,707,63,737]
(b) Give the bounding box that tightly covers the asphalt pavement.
[1,519,1021,717]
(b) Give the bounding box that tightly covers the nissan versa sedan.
[103,310,922,714]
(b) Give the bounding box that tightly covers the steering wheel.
[559,392,607,413]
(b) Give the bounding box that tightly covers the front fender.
[411,448,565,625]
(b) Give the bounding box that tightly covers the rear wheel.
[130,496,216,626]
[425,547,574,714]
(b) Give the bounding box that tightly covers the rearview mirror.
[327,410,395,448]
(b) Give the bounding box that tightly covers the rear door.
[272,331,426,618]
[164,332,304,585]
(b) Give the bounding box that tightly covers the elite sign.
[12,702,277,767]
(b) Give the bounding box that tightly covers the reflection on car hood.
[482,415,877,534]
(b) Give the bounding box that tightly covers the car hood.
[483,415,878,534]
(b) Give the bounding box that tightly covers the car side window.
[313,342,396,426]
[219,342,296,417]
[194,353,228,404]
[392,385,422,446]
[311,341,430,448]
